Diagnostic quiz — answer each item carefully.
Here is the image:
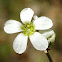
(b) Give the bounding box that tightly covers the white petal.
[20,8,34,23]
[29,32,48,51]
[39,29,55,43]
[4,20,23,34]
[13,33,28,54]
[48,33,55,43]
[33,15,38,20]
[33,16,53,30]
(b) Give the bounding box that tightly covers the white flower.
[4,8,54,54]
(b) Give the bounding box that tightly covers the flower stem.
[46,52,53,62]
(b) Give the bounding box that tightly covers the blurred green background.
[0,0,62,62]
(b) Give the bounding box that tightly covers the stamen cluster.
[21,22,35,36]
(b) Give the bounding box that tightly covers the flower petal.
[33,15,38,20]
[13,33,28,54]
[39,29,55,43]
[29,32,48,51]
[20,8,34,23]
[4,20,23,34]
[33,16,53,30]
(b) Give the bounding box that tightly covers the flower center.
[21,22,35,36]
